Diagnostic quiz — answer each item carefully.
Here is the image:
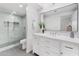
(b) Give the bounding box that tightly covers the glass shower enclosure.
[0,11,26,49]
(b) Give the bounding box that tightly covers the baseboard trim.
[0,42,20,52]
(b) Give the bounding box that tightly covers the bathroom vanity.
[32,3,79,56]
[33,32,79,56]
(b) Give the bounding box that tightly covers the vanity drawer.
[39,45,60,56]
[39,43,60,54]
[39,38,60,49]
[40,50,60,56]
[61,42,79,56]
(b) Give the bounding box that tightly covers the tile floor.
[0,45,35,56]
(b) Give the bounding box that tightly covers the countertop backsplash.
[44,31,79,38]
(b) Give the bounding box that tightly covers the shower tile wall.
[0,12,26,47]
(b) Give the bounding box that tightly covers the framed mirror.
[41,3,78,32]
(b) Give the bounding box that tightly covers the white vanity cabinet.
[33,35,61,56]
[33,33,79,56]
[60,42,79,56]
[33,36,40,55]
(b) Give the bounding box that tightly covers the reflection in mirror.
[42,3,78,32]
[78,4,79,32]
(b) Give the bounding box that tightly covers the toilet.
[20,39,26,50]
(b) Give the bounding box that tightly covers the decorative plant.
[39,21,46,33]
[42,23,45,29]
[39,21,42,29]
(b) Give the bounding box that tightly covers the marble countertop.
[34,33,79,44]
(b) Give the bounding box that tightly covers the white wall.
[71,10,77,31]
[0,12,26,45]
[26,4,40,53]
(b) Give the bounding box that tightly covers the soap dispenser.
[70,31,74,38]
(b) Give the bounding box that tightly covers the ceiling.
[0,3,27,16]
[0,3,77,17]
[38,3,54,10]
[41,3,77,16]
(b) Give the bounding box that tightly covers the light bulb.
[19,4,23,7]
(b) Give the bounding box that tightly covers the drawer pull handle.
[65,46,73,49]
